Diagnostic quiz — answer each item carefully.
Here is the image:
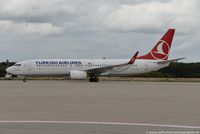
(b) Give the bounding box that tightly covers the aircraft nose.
[6,67,13,74]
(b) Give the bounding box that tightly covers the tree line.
[136,62,200,78]
[0,62,15,77]
[0,62,200,78]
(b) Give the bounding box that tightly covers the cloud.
[104,0,200,34]
[0,0,75,16]
[0,20,63,36]
[0,0,199,62]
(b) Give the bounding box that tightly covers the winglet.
[128,51,139,64]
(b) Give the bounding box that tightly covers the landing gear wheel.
[94,77,99,82]
[89,76,99,82]
[23,78,27,82]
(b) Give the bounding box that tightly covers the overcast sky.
[0,0,199,62]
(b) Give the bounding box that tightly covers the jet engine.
[69,70,87,79]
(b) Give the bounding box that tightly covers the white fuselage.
[6,59,169,77]
[5,29,177,81]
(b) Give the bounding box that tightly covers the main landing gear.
[89,76,99,82]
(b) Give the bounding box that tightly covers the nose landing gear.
[5,73,12,80]
[23,78,27,82]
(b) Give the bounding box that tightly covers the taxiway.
[0,80,199,133]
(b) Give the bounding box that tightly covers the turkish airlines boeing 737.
[6,29,184,82]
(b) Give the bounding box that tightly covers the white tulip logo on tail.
[150,40,170,60]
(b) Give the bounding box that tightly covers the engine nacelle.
[69,70,87,79]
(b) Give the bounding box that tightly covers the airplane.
[6,29,184,82]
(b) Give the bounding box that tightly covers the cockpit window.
[14,64,21,66]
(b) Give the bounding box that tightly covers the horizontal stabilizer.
[157,57,185,64]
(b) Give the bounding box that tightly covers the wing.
[157,57,185,64]
[86,51,139,75]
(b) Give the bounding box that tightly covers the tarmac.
[0,80,200,133]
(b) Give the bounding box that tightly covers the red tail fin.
[138,29,175,60]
